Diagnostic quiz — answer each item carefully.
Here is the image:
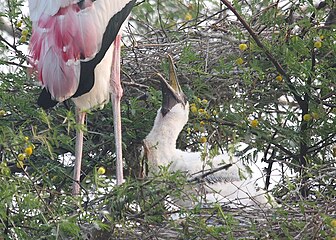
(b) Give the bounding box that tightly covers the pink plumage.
[28,0,135,195]
[29,0,134,102]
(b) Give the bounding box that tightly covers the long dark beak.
[159,55,187,116]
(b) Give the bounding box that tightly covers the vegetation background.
[0,0,335,239]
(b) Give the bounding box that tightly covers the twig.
[219,0,304,108]
[188,163,233,182]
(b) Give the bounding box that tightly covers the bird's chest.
[143,143,178,173]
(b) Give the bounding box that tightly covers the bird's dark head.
[145,55,189,149]
[145,55,189,150]
[159,55,188,117]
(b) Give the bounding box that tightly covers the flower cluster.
[189,98,216,143]
[190,98,211,119]
[303,112,319,122]
[16,137,34,169]
[185,12,192,21]
[236,43,248,65]
[20,27,29,43]
[97,166,106,175]
[275,75,283,82]
[250,119,259,128]
[239,43,248,51]
[314,35,324,49]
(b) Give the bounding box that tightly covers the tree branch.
[219,0,304,108]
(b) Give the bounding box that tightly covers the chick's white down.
[144,100,275,208]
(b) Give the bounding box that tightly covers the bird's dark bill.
[160,55,187,116]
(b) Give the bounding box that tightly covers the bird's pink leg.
[72,108,86,195]
[111,34,124,185]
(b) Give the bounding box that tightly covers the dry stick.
[220,0,304,108]
[265,148,277,189]
[188,163,233,183]
[0,35,27,63]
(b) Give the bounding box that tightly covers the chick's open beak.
[160,55,187,116]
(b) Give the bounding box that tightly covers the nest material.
[121,22,241,99]
[82,200,336,239]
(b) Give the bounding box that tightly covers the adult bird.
[28,0,136,194]
[143,55,275,208]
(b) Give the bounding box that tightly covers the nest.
[82,200,336,239]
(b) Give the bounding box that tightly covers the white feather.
[72,45,113,110]
[144,102,276,208]
[28,0,80,21]
[28,0,134,102]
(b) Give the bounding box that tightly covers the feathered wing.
[171,151,274,207]
[29,0,135,103]
[173,151,245,181]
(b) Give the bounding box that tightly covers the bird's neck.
[144,109,187,168]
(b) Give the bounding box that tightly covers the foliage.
[0,0,335,239]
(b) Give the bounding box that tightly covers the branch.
[0,34,27,62]
[215,119,296,159]
[219,0,304,108]
[188,163,233,183]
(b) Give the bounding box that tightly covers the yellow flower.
[303,114,311,122]
[185,12,192,21]
[25,147,33,156]
[201,99,208,105]
[190,105,197,114]
[200,121,205,126]
[331,219,336,228]
[0,110,5,116]
[18,153,26,161]
[199,136,207,143]
[236,58,244,65]
[187,127,191,134]
[16,21,22,28]
[314,41,322,49]
[239,43,248,51]
[212,110,217,115]
[24,136,29,141]
[275,75,283,82]
[97,167,106,175]
[198,108,205,114]
[21,29,29,36]
[250,119,259,128]
[19,35,27,43]
[16,161,24,169]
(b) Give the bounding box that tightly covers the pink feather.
[28,0,134,101]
